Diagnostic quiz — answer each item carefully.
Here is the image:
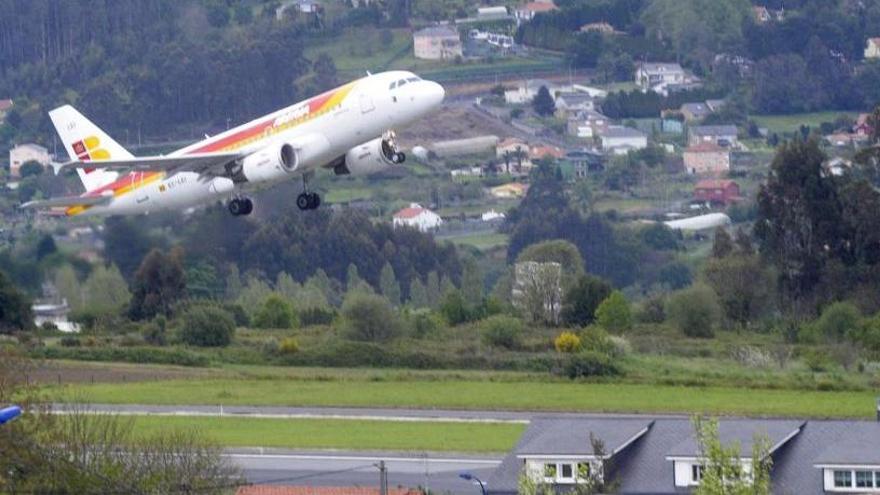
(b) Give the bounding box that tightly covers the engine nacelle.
[334,136,403,176]
[240,134,331,183]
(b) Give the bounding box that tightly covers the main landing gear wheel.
[391,152,406,164]
[296,192,321,211]
[228,197,254,216]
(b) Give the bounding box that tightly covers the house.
[554,93,594,117]
[635,63,694,95]
[752,5,771,23]
[680,102,711,122]
[504,79,569,104]
[237,487,421,495]
[482,210,506,222]
[477,6,509,20]
[566,149,605,178]
[694,179,741,205]
[496,137,529,158]
[491,182,529,199]
[513,1,558,23]
[0,99,12,121]
[529,144,565,162]
[688,125,739,147]
[866,38,880,59]
[579,22,617,34]
[413,26,462,60]
[486,413,880,495]
[450,166,483,180]
[854,113,874,137]
[276,0,322,19]
[32,298,80,333]
[392,203,442,232]
[9,143,50,178]
[683,143,731,176]
[600,126,648,155]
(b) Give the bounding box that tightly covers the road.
[228,449,499,494]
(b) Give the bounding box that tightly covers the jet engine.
[239,134,331,183]
[333,133,405,176]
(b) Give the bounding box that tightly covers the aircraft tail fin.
[48,105,127,192]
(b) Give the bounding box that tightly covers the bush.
[59,336,80,347]
[807,301,861,342]
[802,348,834,372]
[253,295,298,329]
[595,291,633,332]
[31,346,209,367]
[439,289,473,326]
[299,307,336,327]
[561,275,612,327]
[554,331,581,353]
[409,312,442,338]
[666,285,721,338]
[560,350,621,378]
[637,294,666,323]
[579,325,619,357]
[481,315,524,350]
[341,292,400,342]
[279,337,299,354]
[143,316,167,346]
[179,306,236,347]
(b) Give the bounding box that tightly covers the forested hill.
[0,0,309,144]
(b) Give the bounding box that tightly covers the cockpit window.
[389,82,397,90]
[407,77,420,83]
[398,79,408,87]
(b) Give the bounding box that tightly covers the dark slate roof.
[773,421,880,495]
[517,417,653,456]
[691,125,738,136]
[665,419,803,458]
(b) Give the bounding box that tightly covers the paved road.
[59,403,692,422]
[228,449,500,494]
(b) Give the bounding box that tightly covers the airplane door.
[360,93,375,114]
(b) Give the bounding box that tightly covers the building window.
[856,470,875,488]
[577,462,591,480]
[834,470,853,488]
[544,464,556,479]
[692,464,704,483]
[560,463,573,481]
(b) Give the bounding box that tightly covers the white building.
[514,1,558,23]
[600,126,648,155]
[477,6,509,20]
[392,203,443,232]
[635,62,693,95]
[9,143,50,178]
[33,299,80,333]
[413,26,463,60]
[504,79,570,104]
[866,38,880,59]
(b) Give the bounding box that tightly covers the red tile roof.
[529,145,564,160]
[520,2,558,13]
[0,99,12,112]
[237,487,421,495]
[695,179,737,190]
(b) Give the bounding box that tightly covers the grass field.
[129,416,522,453]
[440,232,509,251]
[752,112,860,135]
[69,379,878,419]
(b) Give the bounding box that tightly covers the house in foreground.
[392,203,442,232]
[487,412,880,494]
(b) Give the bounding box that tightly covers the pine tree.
[426,271,441,308]
[532,85,556,116]
[379,263,401,306]
[409,278,429,308]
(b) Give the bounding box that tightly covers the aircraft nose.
[425,81,445,108]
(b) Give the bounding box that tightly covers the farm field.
[752,112,860,135]
[129,416,523,453]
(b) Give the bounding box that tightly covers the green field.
[441,232,509,250]
[752,112,860,135]
[129,416,522,453]
[70,378,878,419]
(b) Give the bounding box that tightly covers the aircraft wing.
[20,193,113,210]
[51,152,243,176]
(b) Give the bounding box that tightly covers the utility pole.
[378,460,388,495]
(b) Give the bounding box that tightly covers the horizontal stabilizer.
[20,193,113,210]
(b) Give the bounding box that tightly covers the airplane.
[0,405,21,425]
[22,71,445,217]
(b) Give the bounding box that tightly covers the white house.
[513,1,558,23]
[635,63,697,95]
[866,38,880,59]
[9,143,50,178]
[504,79,570,104]
[600,126,647,155]
[554,92,594,117]
[392,203,442,232]
[33,299,80,333]
[477,6,509,20]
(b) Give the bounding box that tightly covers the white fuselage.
[75,71,444,216]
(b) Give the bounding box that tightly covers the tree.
[595,290,633,332]
[703,255,773,327]
[666,284,721,338]
[692,417,772,495]
[180,305,236,347]
[35,234,57,260]
[128,248,187,320]
[562,275,613,326]
[710,227,734,258]
[379,262,401,306]
[0,271,32,334]
[517,239,585,287]
[253,294,297,329]
[481,315,524,350]
[19,160,43,177]
[312,53,338,92]
[409,277,429,308]
[513,261,563,325]
[341,292,399,342]
[460,256,484,304]
[439,289,470,326]
[83,264,131,315]
[532,85,556,116]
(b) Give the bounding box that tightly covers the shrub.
[253,295,298,329]
[30,346,209,367]
[580,325,619,357]
[279,337,300,354]
[809,301,861,342]
[666,285,721,338]
[439,289,473,326]
[595,291,633,332]
[802,348,833,372]
[560,350,621,379]
[59,336,80,347]
[481,315,524,350]
[143,316,167,346]
[341,292,400,342]
[637,294,666,323]
[410,312,442,338]
[561,275,612,326]
[299,307,336,327]
[554,331,581,353]
[179,306,236,347]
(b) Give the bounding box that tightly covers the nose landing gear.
[381,130,406,165]
[228,197,254,216]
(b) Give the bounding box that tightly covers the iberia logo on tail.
[71,135,111,173]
